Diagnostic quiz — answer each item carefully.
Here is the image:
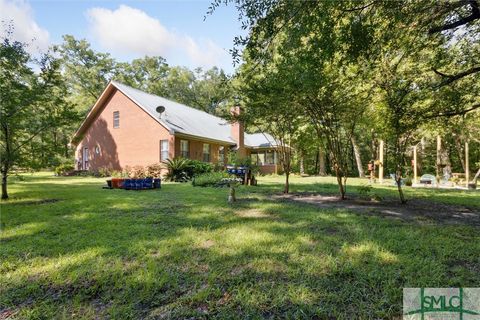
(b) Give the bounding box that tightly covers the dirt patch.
[7,199,61,206]
[198,239,215,249]
[235,208,272,218]
[272,193,480,226]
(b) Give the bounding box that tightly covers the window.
[203,143,211,162]
[113,111,120,128]
[257,152,265,165]
[218,146,225,163]
[160,140,169,161]
[266,150,275,164]
[250,153,258,165]
[180,140,189,158]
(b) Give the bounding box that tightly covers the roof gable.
[111,81,236,144]
[72,81,277,148]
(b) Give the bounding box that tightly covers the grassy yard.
[1,173,479,319]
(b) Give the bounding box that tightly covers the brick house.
[71,81,282,174]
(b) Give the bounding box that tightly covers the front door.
[83,147,89,170]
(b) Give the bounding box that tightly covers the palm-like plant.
[162,158,190,182]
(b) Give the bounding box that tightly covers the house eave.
[174,132,236,146]
[70,81,174,146]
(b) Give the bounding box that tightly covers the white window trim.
[160,140,169,161]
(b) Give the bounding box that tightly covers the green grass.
[1,173,479,319]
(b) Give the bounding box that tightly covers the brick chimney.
[230,106,246,157]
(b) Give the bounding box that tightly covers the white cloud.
[86,5,228,69]
[0,0,50,53]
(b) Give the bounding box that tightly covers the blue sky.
[1,0,245,73]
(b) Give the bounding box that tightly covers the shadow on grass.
[1,179,479,318]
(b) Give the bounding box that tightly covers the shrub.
[405,177,413,186]
[111,170,126,178]
[129,165,147,178]
[54,163,75,176]
[186,160,213,177]
[97,167,112,178]
[163,158,191,182]
[162,158,214,182]
[51,156,73,168]
[192,172,232,187]
[357,184,372,199]
[146,163,163,178]
[227,152,252,167]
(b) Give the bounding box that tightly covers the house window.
[160,140,169,161]
[113,111,120,128]
[203,143,211,162]
[218,146,225,163]
[180,140,189,158]
[257,152,265,165]
[266,150,275,164]
[250,153,258,165]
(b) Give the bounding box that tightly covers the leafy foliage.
[192,171,232,187]
[163,158,214,182]
[0,25,79,199]
[54,164,75,176]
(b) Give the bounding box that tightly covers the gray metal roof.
[244,133,279,149]
[111,81,276,148]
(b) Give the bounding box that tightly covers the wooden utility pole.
[379,140,384,184]
[413,145,417,184]
[465,141,469,187]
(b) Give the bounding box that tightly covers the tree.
[1,29,76,199]
[115,56,170,95]
[237,58,299,193]
[57,35,117,113]
[215,0,479,202]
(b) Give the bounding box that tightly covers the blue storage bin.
[144,178,153,189]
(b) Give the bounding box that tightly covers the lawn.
[1,173,479,319]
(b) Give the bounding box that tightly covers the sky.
[0,0,245,73]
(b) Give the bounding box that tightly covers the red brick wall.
[230,106,246,157]
[75,89,174,170]
[174,136,229,165]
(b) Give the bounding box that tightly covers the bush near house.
[192,171,232,187]
[163,158,214,182]
[53,163,75,176]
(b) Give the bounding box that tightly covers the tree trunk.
[284,172,290,193]
[418,137,425,174]
[318,147,326,176]
[334,164,346,200]
[299,153,305,175]
[228,185,236,203]
[1,169,8,200]
[351,136,365,177]
[396,174,406,204]
[454,135,465,172]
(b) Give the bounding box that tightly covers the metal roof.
[111,81,277,148]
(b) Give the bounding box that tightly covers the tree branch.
[433,66,480,86]
[342,1,376,12]
[429,0,480,33]
[423,103,480,119]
